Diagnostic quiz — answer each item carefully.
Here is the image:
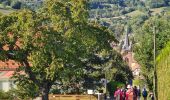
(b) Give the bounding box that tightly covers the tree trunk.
[41,83,50,100]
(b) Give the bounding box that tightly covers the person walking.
[114,87,123,100]
[125,85,133,100]
[121,87,126,100]
[133,86,138,100]
[149,91,154,100]
[137,86,141,100]
[142,88,148,100]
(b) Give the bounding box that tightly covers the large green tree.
[0,0,115,100]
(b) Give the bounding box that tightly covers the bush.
[107,81,125,96]
[127,7,135,12]
[133,79,145,87]
[0,90,15,100]
[120,10,128,15]
[11,1,21,9]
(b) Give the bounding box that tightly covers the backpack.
[142,90,147,97]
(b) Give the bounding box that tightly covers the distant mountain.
[1,0,170,37]
[89,0,170,38]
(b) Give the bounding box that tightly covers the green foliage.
[0,87,38,100]
[0,90,17,100]
[0,0,116,99]
[156,42,170,100]
[107,81,125,96]
[80,50,133,91]
[134,15,170,90]
[11,1,21,9]
[133,79,145,87]
[51,49,133,94]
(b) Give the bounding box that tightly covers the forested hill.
[1,0,170,37]
[89,0,170,18]
[88,0,170,39]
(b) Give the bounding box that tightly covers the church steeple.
[122,25,131,51]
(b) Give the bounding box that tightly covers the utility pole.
[153,26,157,100]
[153,1,158,99]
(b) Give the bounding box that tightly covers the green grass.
[150,7,170,15]
[0,4,11,9]
[0,3,14,15]
[157,42,170,100]
[150,7,165,15]
[126,10,145,17]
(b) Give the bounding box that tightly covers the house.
[0,71,15,92]
[0,54,19,92]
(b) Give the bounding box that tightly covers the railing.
[49,94,99,100]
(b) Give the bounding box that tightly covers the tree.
[82,50,133,91]
[11,1,21,9]
[134,15,170,90]
[0,0,116,100]
[49,49,133,95]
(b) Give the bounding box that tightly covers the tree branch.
[22,52,39,85]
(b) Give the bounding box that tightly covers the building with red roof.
[0,59,18,92]
[0,71,15,92]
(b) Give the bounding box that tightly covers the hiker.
[149,91,154,100]
[125,85,133,100]
[137,86,141,100]
[121,87,126,100]
[142,88,148,100]
[133,86,138,100]
[114,87,123,100]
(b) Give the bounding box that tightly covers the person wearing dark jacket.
[133,86,138,100]
[137,86,141,100]
[142,88,148,100]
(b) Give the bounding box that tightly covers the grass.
[150,7,170,15]
[126,10,145,17]
[156,42,170,100]
[0,4,11,9]
[0,3,14,15]
[150,7,165,15]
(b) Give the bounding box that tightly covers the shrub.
[107,81,125,96]
[11,1,21,9]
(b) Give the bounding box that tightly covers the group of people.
[113,85,154,100]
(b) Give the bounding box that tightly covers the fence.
[49,94,102,100]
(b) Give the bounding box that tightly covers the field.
[126,10,145,17]
[0,8,14,15]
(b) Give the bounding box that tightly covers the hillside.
[89,0,170,39]
[1,0,170,38]
[0,8,14,15]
